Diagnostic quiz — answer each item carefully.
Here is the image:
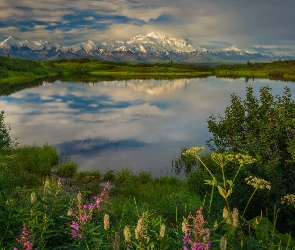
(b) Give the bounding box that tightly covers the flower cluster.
[183,207,211,250]
[135,213,147,240]
[182,147,206,158]
[123,226,131,243]
[281,194,295,207]
[14,222,37,250]
[211,153,256,168]
[69,181,109,238]
[245,176,271,190]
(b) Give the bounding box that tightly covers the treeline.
[2,56,295,81]
[215,59,295,71]
[0,56,61,79]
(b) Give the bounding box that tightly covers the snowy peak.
[0,36,19,48]
[0,37,59,50]
[100,39,125,51]
[126,32,200,53]
[0,34,273,61]
[20,40,60,50]
[222,45,257,55]
[146,32,166,40]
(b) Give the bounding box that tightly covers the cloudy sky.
[1,0,295,52]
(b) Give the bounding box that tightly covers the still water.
[1,77,295,175]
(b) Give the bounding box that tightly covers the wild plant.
[67,181,110,249]
[182,146,295,249]
[183,206,211,250]
[123,211,176,250]
[13,222,37,250]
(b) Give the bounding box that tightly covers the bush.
[0,111,12,149]
[207,86,295,232]
[56,160,78,178]
[187,170,211,197]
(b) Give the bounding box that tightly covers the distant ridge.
[0,32,287,62]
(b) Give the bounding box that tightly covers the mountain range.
[0,32,291,62]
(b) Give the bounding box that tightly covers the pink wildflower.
[184,234,191,244]
[82,215,88,222]
[87,203,95,210]
[71,221,79,231]
[72,230,77,238]
[25,241,33,250]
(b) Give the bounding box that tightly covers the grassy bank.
[2,57,295,84]
[0,56,60,84]
[1,144,294,249]
[214,59,295,80]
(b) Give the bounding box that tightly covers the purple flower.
[184,234,191,244]
[13,248,18,250]
[71,221,79,231]
[25,241,34,250]
[82,215,87,222]
[205,242,211,249]
[88,203,95,210]
[72,230,77,238]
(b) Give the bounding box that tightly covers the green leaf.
[226,180,233,188]
[255,218,269,242]
[217,186,227,199]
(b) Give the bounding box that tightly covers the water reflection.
[1,77,295,175]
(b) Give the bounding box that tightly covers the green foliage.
[187,169,211,197]
[0,56,61,83]
[207,86,295,232]
[56,160,78,178]
[182,147,295,249]
[0,110,12,148]
[0,145,59,193]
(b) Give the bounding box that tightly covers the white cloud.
[85,16,95,21]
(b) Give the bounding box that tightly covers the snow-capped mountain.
[0,33,276,62]
[61,40,98,52]
[0,36,59,51]
[0,36,19,49]
[125,32,200,53]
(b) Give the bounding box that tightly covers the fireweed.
[69,181,109,239]
[14,222,37,250]
[183,206,211,250]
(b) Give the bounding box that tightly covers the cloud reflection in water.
[1,77,294,175]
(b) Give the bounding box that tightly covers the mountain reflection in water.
[1,77,295,175]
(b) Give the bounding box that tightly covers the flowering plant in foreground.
[69,181,109,240]
[14,222,37,250]
[183,207,211,250]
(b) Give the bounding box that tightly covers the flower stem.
[242,189,257,217]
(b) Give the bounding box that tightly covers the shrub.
[187,170,211,197]
[0,111,12,149]
[207,86,295,232]
[56,160,78,178]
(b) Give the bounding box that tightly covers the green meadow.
[2,56,295,84]
[0,57,295,249]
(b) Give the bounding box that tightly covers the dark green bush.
[56,160,78,178]
[0,111,12,149]
[187,170,211,197]
[207,86,295,233]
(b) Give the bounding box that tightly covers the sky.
[1,0,295,53]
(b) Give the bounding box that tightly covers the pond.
[1,77,295,175]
